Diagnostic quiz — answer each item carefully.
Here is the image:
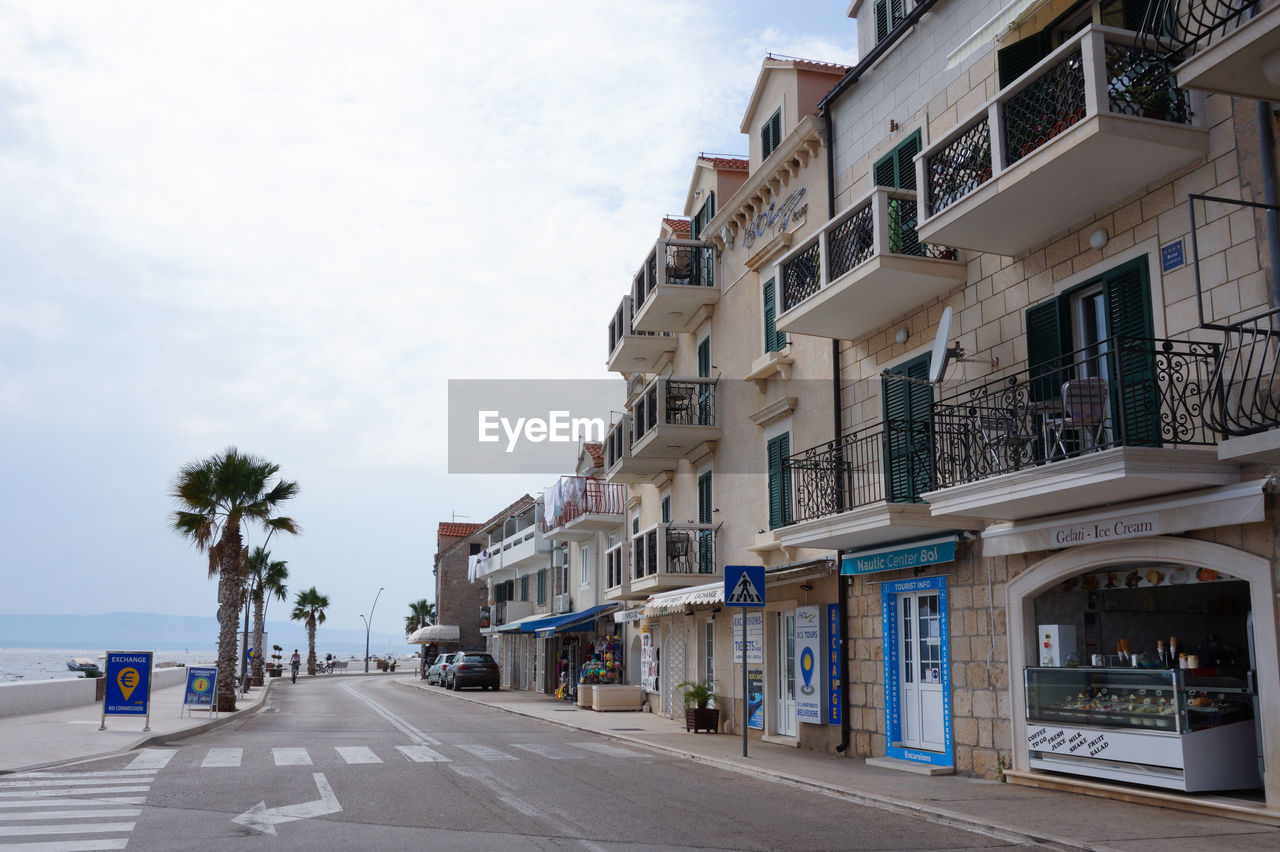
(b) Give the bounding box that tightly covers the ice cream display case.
[1024,667,1260,791]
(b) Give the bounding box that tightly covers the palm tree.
[247,547,288,683]
[171,447,300,711]
[404,599,436,637]
[291,587,330,676]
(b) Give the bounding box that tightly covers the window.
[763,278,786,353]
[882,353,934,502]
[691,193,715,239]
[874,0,909,44]
[632,514,639,535]
[697,470,714,572]
[580,546,591,587]
[761,108,782,160]
[997,0,1157,88]
[704,619,715,688]
[520,574,529,602]
[469,542,482,555]
[697,336,711,378]
[537,569,547,605]
[661,495,671,524]
[873,131,920,191]
[767,433,792,529]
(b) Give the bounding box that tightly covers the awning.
[531,604,618,638]
[406,624,460,644]
[495,613,547,633]
[613,607,647,624]
[643,581,724,617]
[946,0,1054,68]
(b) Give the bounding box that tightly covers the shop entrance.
[775,611,796,737]
[899,589,945,751]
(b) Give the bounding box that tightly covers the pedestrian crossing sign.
[724,565,765,607]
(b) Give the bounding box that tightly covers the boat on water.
[66,657,99,672]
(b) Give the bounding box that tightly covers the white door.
[899,591,945,751]
[775,611,796,737]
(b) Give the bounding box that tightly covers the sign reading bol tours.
[100,651,153,731]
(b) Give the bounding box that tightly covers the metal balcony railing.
[925,25,1192,217]
[1204,308,1280,436]
[784,420,932,524]
[632,377,717,444]
[540,477,626,532]
[632,238,716,307]
[608,295,672,356]
[487,504,538,550]
[780,188,957,312]
[631,524,717,580]
[605,416,630,469]
[931,336,1218,489]
[1137,0,1260,57]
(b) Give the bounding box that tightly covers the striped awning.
[946,0,1054,68]
[643,581,724,617]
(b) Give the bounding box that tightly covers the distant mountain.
[0,612,407,656]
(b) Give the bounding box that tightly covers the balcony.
[488,600,533,630]
[604,414,676,482]
[924,335,1239,521]
[607,295,675,373]
[917,25,1207,257]
[1204,307,1280,463]
[604,540,642,601]
[775,422,981,552]
[1159,0,1280,100]
[630,238,719,333]
[540,476,626,542]
[630,523,719,595]
[630,376,721,460]
[476,504,551,579]
[775,187,966,341]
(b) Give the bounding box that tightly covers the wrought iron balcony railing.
[931,335,1218,489]
[780,187,957,313]
[784,420,932,525]
[924,25,1192,218]
[540,476,626,532]
[631,376,718,444]
[632,238,716,307]
[1138,0,1260,57]
[631,523,717,580]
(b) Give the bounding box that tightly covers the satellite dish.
[928,307,954,384]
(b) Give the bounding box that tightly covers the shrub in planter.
[678,680,720,733]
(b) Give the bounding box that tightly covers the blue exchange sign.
[103,652,153,716]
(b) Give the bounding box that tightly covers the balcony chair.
[1045,377,1111,459]
[666,529,694,573]
[667,247,694,281]
[970,406,1028,475]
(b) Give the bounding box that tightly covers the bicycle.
[290,662,300,684]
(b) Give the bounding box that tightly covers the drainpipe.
[1257,101,1280,306]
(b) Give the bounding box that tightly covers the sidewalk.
[396,678,1280,852]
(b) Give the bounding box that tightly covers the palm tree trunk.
[306,618,317,676]
[251,595,265,683]
[215,527,244,712]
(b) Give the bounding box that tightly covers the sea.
[0,647,217,683]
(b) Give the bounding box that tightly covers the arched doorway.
[1007,537,1279,806]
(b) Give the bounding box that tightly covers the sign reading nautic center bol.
[100,651,153,732]
[841,536,957,576]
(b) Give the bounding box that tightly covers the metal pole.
[364,587,384,673]
[741,610,748,758]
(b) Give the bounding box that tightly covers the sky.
[0,1,857,642]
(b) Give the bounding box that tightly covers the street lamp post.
[363,587,384,673]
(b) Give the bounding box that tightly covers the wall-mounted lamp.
[1089,227,1108,251]
[889,119,900,132]
[694,188,704,199]
[895,327,909,344]
[799,583,813,591]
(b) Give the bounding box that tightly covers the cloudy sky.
[0,2,857,643]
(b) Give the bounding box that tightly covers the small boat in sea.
[66,657,99,672]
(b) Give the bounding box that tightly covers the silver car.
[426,652,459,686]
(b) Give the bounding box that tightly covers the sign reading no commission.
[101,650,153,732]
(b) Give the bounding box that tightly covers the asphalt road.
[0,678,1041,850]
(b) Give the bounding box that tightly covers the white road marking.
[339,682,440,744]
[0,788,151,799]
[231,773,340,836]
[395,745,450,763]
[454,744,517,761]
[0,822,136,836]
[0,841,129,851]
[271,748,312,766]
[570,741,648,758]
[0,798,145,809]
[3,771,154,780]
[449,766,541,817]
[335,747,381,764]
[126,749,175,770]
[0,809,141,821]
[201,748,242,767]
[0,779,150,790]
[512,743,584,760]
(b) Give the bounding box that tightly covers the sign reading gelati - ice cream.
[103,651,153,716]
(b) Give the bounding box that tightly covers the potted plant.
[678,680,719,733]
[268,645,284,677]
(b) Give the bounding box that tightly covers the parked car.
[447,652,500,691]
[426,652,459,686]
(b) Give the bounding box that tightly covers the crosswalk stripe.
[0,841,129,851]
[126,749,175,771]
[571,742,648,758]
[0,822,136,836]
[335,747,381,765]
[0,798,145,810]
[272,748,311,766]
[0,788,150,799]
[4,771,154,781]
[0,779,150,790]
[395,745,450,763]
[0,809,141,822]
[453,744,517,761]
[511,743,584,760]
[200,748,242,768]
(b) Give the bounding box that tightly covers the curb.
[393,679,1101,852]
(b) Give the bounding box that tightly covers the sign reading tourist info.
[100,651,153,732]
[182,666,219,718]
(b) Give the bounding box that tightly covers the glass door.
[775,611,797,737]
[899,591,945,751]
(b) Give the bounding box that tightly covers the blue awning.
[528,604,618,638]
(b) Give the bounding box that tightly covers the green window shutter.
[697,471,712,524]
[1026,298,1067,403]
[875,0,890,42]
[691,194,716,240]
[1104,258,1158,446]
[697,470,714,572]
[998,32,1052,89]
[537,569,546,605]
[698,337,711,378]
[762,109,782,159]
[873,151,897,187]
[661,496,671,524]
[763,279,785,353]
[882,354,934,502]
[767,433,792,529]
[521,575,528,601]
[896,132,920,192]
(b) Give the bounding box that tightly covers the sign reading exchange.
[100,651,153,731]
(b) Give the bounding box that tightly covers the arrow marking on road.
[232,772,341,836]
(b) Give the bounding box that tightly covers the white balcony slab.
[631,285,719,333]
[630,571,721,596]
[607,334,675,374]
[1174,3,1280,100]
[1217,427,1280,464]
[631,427,721,460]
[776,501,981,552]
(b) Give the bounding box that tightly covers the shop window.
[761,108,782,160]
[767,432,792,529]
[763,278,786,353]
[882,353,934,501]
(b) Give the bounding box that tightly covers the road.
[0,677,1039,850]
